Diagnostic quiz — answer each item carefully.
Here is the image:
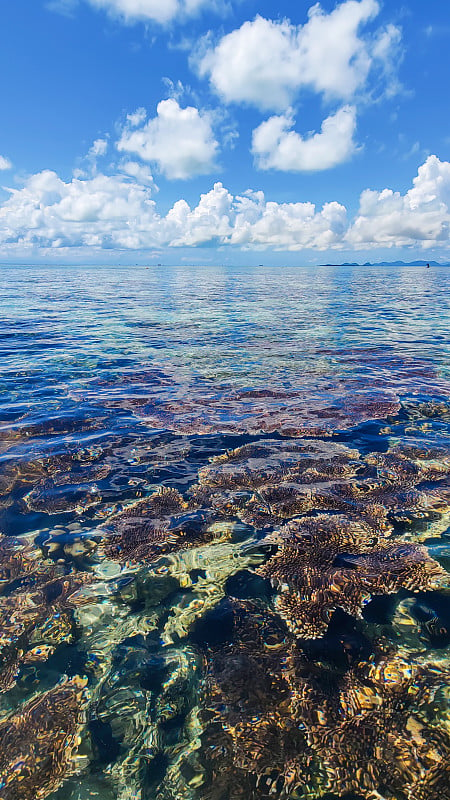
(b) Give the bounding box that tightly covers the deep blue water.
[0,264,449,800]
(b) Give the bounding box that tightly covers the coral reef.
[255,514,447,638]
[1,394,450,800]
[100,487,231,566]
[0,675,88,800]
[0,535,93,692]
[0,571,91,692]
[192,599,450,800]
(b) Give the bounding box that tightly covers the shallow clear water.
[0,264,449,800]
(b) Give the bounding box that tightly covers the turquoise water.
[0,264,449,800]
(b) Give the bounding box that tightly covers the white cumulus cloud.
[196,0,399,112]
[53,0,227,25]
[88,138,108,158]
[0,170,161,250]
[232,196,348,250]
[197,16,305,113]
[1,157,450,253]
[0,156,12,171]
[116,99,218,180]
[252,105,357,172]
[347,155,450,248]
[88,0,180,24]
[119,160,156,186]
[371,23,404,96]
[165,185,233,246]
[126,107,147,127]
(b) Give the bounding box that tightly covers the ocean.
[0,263,449,800]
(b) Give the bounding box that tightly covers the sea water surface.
[0,264,449,800]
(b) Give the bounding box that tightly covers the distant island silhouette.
[319,260,446,267]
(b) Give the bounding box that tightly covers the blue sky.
[0,0,449,264]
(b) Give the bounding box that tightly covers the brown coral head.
[338,543,448,592]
